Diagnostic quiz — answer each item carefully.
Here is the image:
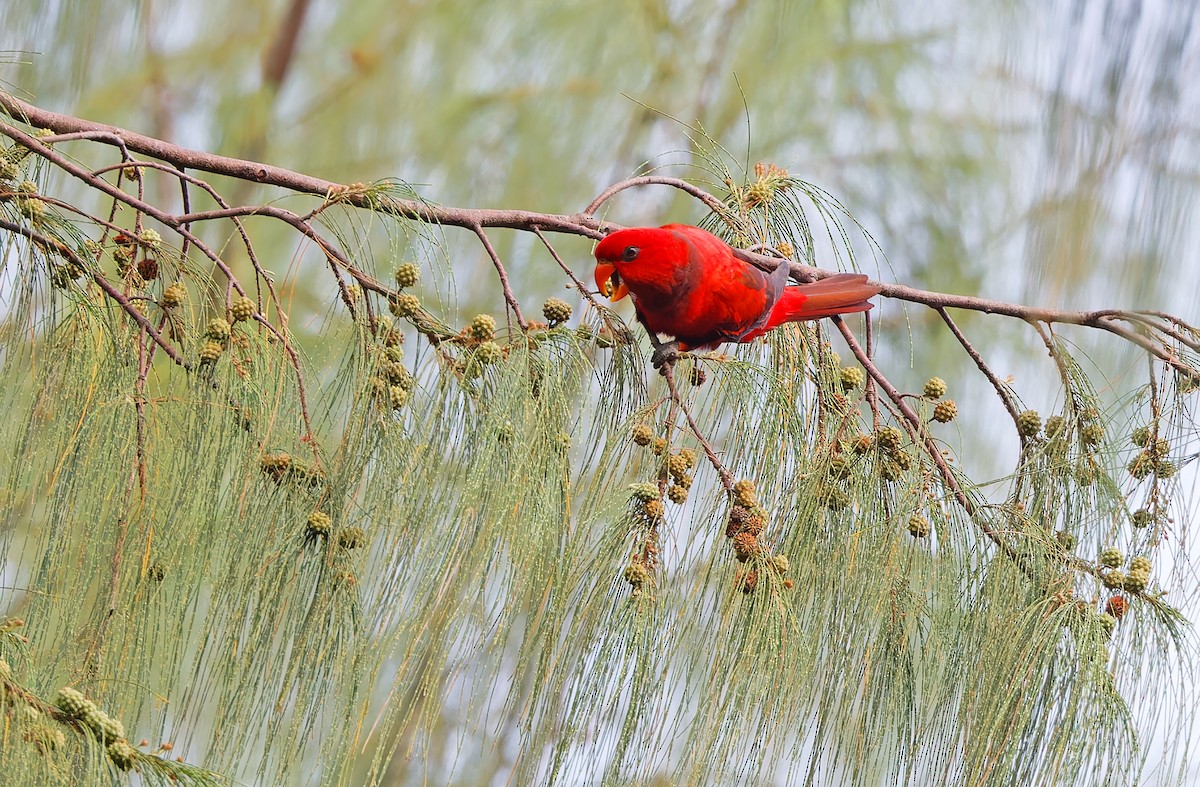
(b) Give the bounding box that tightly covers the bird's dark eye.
[621,246,640,261]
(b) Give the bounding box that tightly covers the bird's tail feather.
[743,274,880,341]
[774,274,879,321]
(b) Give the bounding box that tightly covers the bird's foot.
[650,340,683,371]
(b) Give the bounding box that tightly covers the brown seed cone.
[726,505,751,537]
[732,531,759,562]
[137,257,159,280]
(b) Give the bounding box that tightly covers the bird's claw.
[651,341,683,371]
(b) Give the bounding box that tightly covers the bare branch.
[661,364,734,492]
[936,307,1022,430]
[469,224,527,330]
[585,175,729,217]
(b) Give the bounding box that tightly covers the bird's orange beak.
[594,262,629,301]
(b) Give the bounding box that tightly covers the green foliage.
[2,2,1200,785]
[3,101,1200,787]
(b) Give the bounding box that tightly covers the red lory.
[594,224,880,365]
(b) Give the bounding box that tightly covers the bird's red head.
[593,227,685,301]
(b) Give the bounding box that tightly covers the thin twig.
[661,364,734,491]
[832,318,984,529]
[529,224,626,339]
[585,175,728,217]
[0,218,189,368]
[173,163,194,274]
[1119,312,1200,354]
[260,313,316,443]
[470,223,527,331]
[836,317,1117,587]
[530,225,592,301]
[1,125,245,291]
[39,130,134,163]
[94,160,281,315]
[936,307,1022,430]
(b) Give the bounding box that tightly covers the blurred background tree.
[0,0,1198,784]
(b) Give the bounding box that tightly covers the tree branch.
[470,223,527,331]
[585,175,729,217]
[661,364,734,492]
[5,91,1192,378]
[936,306,1022,431]
[0,93,605,239]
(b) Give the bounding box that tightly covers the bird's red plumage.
[594,224,879,349]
